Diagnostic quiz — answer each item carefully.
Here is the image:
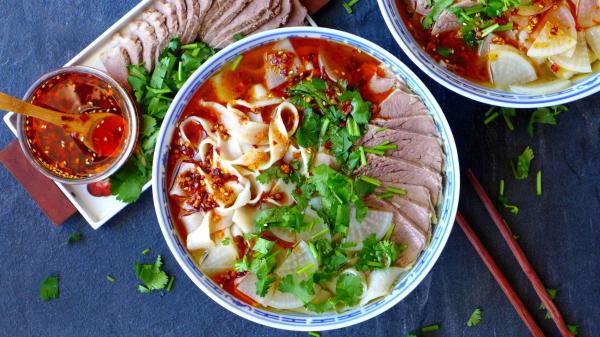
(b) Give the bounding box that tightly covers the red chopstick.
[456,212,545,337]
[466,169,574,337]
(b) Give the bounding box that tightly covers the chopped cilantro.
[221,237,231,246]
[40,276,60,301]
[233,33,244,41]
[498,179,519,215]
[334,273,363,307]
[527,105,567,137]
[512,146,534,180]
[112,39,215,203]
[437,46,454,58]
[356,234,402,271]
[311,239,349,283]
[255,205,308,233]
[421,324,440,332]
[278,274,315,303]
[134,255,170,293]
[484,106,517,130]
[539,288,557,319]
[567,324,578,335]
[67,232,81,244]
[467,308,482,327]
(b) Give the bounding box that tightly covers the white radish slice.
[180,211,203,234]
[548,61,576,79]
[509,79,571,94]
[266,289,307,310]
[489,44,538,89]
[360,267,407,306]
[187,211,215,251]
[527,21,577,58]
[585,26,600,61]
[270,227,296,242]
[275,241,318,280]
[235,273,274,305]
[577,0,600,28]
[571,60,600,81]
[550,32,592,73]
[199,231,238,276]
[297,208,329,241]
[344,208,393,251]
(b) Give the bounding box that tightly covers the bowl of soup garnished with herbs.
[378,0,600,107]
[17,66,138,184]
[153,27,460,330]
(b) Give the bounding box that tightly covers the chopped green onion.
[340,242,357,249]
[319,118,330,146]
[308,242,320,264]
[481,23,500,37]
[181,43,200,50]
[166,276,175,292]
[231,55,243,71]
[495,22,514,32]
[343,0,360,13]
[536,170,542,196]
[386,186,407,196]
[106,274,116,283]
[177,61,183,82]
[141,248,151,255]
[377,192,393,200]
[363,147,385,156]
[347,117,360,137]
[146,86,172,95]
[311,227,329,240]
[360,175,382,187]
[308,332,321,337]
[367,261,384,268]
[359,146,367,167]
[296,263,315,275]
[421,324,440,332]
[484,111,500,125]
[499,179,505,196]
[384,223,395,241]
[375,127,388,133]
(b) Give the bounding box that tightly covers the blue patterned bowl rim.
[152,27,460,331]
[377,0,600,108]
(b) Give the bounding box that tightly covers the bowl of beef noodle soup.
[152,27,459,330]
[378,0,600,107]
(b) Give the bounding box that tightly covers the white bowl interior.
[377,0,600,108]
[152,27,460,331]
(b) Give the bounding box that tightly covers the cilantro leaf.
[305,299,336,313]
[512,146,534,180]
[67,232,81,244]
[253,238,276,255]
[334,273,363,307]
[567,324,578,335]
[134,255,170,293]
[255,205,307,233]
[356,234,402,271]
[527,105,567,137]
[484,106,517,130]
[539,288,557,319]
[311,240,349,283]
[339,90,371,125]
[278,274,315,303]
[467,308,482,327]
[295,104,321,148]
[40,276,60,301]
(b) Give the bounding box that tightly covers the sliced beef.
[111,33,143,66]
[283,0,307,27]
[415,0,432,15]
[181,0,202,43]
[356,154,442,206]
[375,183,434,212]
[371,115,438,136]
[198,0,242,40]
[125,20,159,72]
[154,0,180,38]
[386,194,432,235]
[431,10,460,35]
[377,89,429,118]
[364,195,427,267]
[359,125,445,172]
[165,0,188,38]
[100,46,131,86]
[141,9,170,62]
[252,0,292,35]
[205,0,283,48]
[207,0,280,48]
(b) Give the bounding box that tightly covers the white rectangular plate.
[3,0,316,229]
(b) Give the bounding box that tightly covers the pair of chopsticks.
[457,169,573,337]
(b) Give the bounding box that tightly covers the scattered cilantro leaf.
[512,146,534,180]
[67,232,81,244]
[567,324,578,335]
[278,274,315,303]
[539,288,557,319]
[356,234,402,271]
[134,255,170,293]
[484,106,517,130]
[467,308,482,327]
[437,46,454,58]
[527,105,567,137]
[498,179,519,215]
[40,276,60,301]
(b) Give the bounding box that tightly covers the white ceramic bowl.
[377,0,600,108]
[152,27,460,331]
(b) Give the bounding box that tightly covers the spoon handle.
[0,92,66,126]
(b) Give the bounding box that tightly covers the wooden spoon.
[0,92,125,156]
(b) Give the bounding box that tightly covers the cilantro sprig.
[512,146,534,180]
[356,234,403,271]
[134,255,171,293]
[467,308,482,327]
[40,276,60,301]
[110,38,215,203]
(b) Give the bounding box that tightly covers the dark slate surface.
[0,0,598,336]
